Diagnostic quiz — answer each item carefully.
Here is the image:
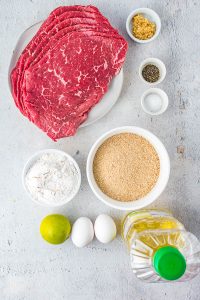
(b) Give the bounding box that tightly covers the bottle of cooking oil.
[122,210,200,282]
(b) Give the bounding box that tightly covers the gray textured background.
[1,0,200,299]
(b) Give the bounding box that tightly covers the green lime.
[40,214,71,244]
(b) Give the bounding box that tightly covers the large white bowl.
[87,126,170,210]
[22,149,81,207]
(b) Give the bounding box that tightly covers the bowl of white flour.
[22,149,81,207]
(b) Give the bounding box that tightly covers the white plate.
[8,21,123,127]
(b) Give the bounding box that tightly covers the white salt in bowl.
[22,149,81,207]
[141,88,169,115]
[87,126,170,211]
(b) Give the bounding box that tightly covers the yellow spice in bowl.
[132,14,156,40]
[93,133,160,202]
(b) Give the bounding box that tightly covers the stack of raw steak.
[11,5,128,141]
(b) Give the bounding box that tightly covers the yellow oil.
[123,210,185,251]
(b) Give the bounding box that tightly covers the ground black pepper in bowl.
[142,64,160,83]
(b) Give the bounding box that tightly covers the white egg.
[71,217,94,248]
[94,214,117,244]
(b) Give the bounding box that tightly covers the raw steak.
[24,32,127,140]
[15,19,118,113]
[21,25,120,101]
[12,9,114,114]
[10,5,128,140]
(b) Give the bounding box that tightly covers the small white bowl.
[22,149,81,207]
[126,8,161,43]
[141,88,169,115]
[139,58,166,85]
[87,126,170,211]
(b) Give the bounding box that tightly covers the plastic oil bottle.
[122,210,200,282]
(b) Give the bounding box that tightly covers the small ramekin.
[126,8,161,43]
[22,149,81,207]
[87,126,170,211]
[141,88,169,115]
[139,58,166,85]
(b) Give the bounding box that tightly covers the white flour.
[25,152,80,205]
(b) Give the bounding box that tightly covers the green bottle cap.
[153,246,186,281]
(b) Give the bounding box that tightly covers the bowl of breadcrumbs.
[87,126,170,210]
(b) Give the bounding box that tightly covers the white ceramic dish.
[87,126,170,211]
[22,149,81,207]
[139,57,166,85]
[126,8,161,43]
[141,88,169,115]
[8,21,123,127]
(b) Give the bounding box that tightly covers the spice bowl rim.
[22,148,81,207]
[139,57,166,85]
[141,87,169,115]
[86,126,170,211]
[126,7,161,43]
